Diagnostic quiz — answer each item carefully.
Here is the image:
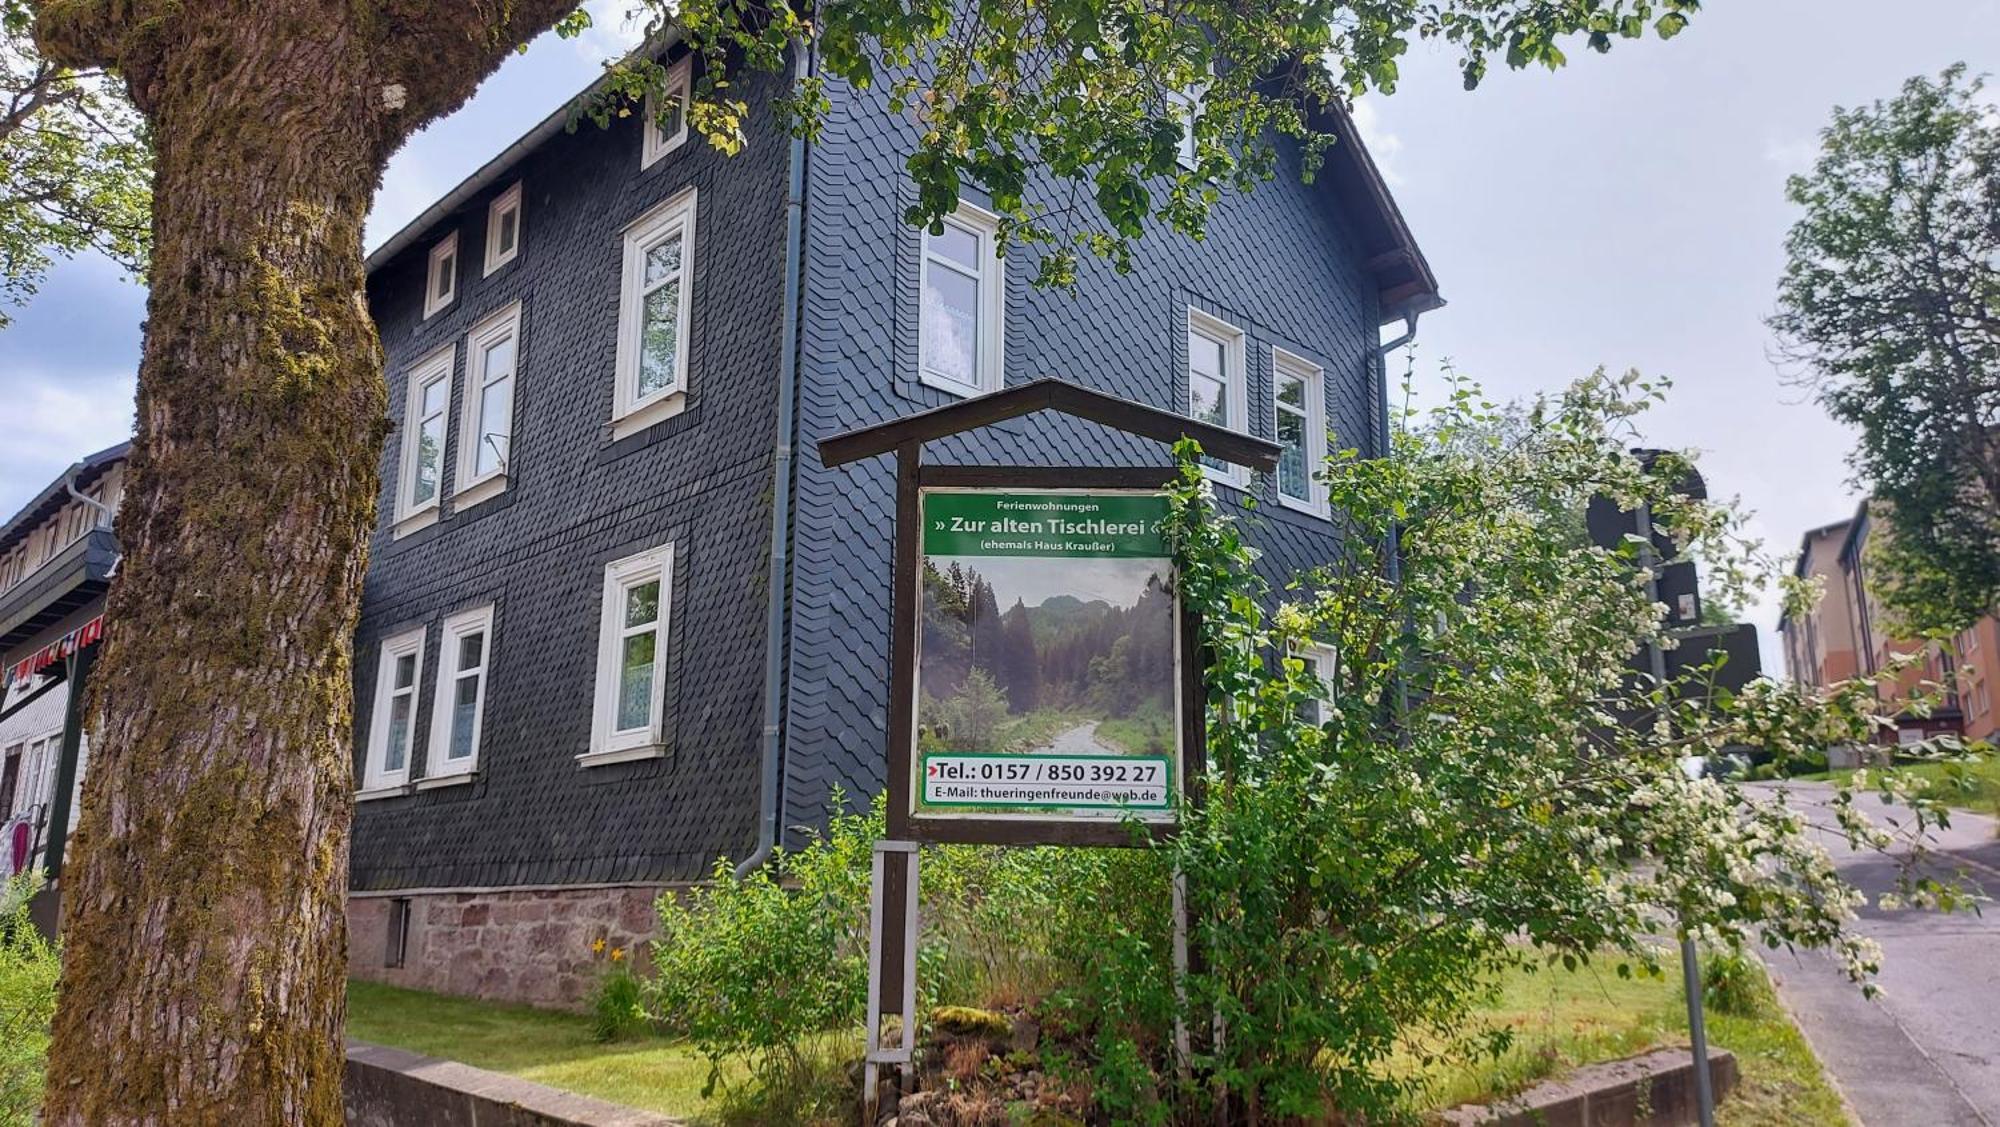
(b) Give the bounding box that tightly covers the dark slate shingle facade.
[351,46,1438,891]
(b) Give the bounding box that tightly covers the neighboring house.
[1780,500,1980,746]
[347,40,1441,1006]
[0,442,127,896]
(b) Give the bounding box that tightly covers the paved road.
[1748,781,2000,1126]
[1037,721,1116,756]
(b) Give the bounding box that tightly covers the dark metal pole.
[1636,502,1716,1127]
[1681,935,1717,1127]
[44,640,96,881]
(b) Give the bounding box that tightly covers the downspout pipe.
[1374,310,1420,729]
[62,471,111,528]
[739,38,812,878]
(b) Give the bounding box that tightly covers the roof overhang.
[365,40,1442,326]
[364,31,682,275]
[0,442,129,557]
[1313,102,1444,325]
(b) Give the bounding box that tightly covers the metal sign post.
[1636,501,1717,1127]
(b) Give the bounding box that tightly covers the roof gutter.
[737,37,812,878]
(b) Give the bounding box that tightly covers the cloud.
[1348,97,1406,187]
[1762,135,1819,173]
[0,371,136,520]
[569,0,652,61]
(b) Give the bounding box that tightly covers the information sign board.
[911,488,1181,825]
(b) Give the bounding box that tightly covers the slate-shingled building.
[348,39,1440,1006]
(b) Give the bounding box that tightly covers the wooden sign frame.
[820,379,1280,849]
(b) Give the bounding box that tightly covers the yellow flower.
[610,946,626,962]
[591,937,606,955]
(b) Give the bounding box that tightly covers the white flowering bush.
[1039,369,1983,1122]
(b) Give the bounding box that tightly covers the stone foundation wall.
[348,884,676,1010]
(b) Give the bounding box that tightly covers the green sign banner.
[921,491,1170,559]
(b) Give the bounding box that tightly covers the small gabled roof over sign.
[818,378,1282,472]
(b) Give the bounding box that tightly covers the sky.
[2,0,1996,668]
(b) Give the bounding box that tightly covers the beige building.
[1779,500,1992,747]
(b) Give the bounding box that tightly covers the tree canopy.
[1772,65,2000,636]
[0,0,146,327]
[586,0,1701,286]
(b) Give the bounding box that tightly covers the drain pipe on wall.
[1374,310,1420,729]
[739,39,812,878]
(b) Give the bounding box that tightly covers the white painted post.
[863,840,920,1126]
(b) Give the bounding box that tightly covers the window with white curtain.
[362,627,425,794]
[918,202,1004,396]
[587,543,675,764]
[1186,309,1245,483]
[426,605,494,781]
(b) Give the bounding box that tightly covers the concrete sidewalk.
[1748,781,1999,1127]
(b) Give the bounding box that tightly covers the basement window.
[385,898,411,969]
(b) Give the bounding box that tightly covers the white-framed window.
[426,605,494,780]
[394,344,455,533]
[424,233,459,319]
[484,182,523,276]
[4,736,58,817]
[613,189,696,437]
[1186,308,1246,483]
[641,57,692,169]
[1295,643,1338,725]
[587,544,675,764]
[2,742,22,815]
[1272,348,1328,516]
[456,302,521,508]
[918,201,1005,397]
[362,627,426,793]
[1170,73,1210,169]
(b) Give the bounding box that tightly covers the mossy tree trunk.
[32,2,574,1121]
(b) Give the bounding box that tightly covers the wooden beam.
[818,378,1281,473]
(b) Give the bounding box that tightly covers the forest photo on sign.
[915,490,1179,818]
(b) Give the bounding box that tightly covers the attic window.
[484,183,522,276]
[424,233,458,319]
[641,57,692,169]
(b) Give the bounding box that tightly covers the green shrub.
[588,960,650,1042]
[1700,947,1768,1019]
[645,795,875,1106]
[1,872,58,1125]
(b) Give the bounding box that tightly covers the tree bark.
[33,2,575,1121]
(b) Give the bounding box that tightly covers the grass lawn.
[350,955,1848,1126]
[346,980,733,1119]
[1404,956,1851,1126]
[1800,758,2000,818]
